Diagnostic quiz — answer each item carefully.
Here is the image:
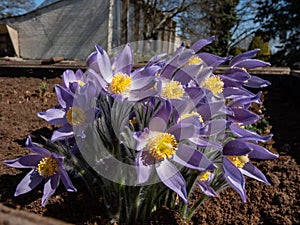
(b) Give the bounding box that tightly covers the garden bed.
[0,73,299,224]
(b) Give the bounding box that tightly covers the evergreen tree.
[180,0,240,56]
[255,0,300,67]
[248,30,271,62]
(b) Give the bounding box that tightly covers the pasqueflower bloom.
[134,101,216,203]
[225,49,271,89]
[62,69,86,93]
[222,139,278,202]
[225,92,262,125]
[86,44,157,101]
[38,82,97,141]
[4,136,77,206]
[197,171,218,197]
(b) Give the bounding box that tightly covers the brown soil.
[0,73,299,225]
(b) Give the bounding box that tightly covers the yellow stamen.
[109,72,131,94]
[147,133,178,160]
[186,56,202,66]
[76,80,85,86]
[66,107,86,126]
[37,157,58,177]
[237,123,245,129]
[199,171,211,181]
[227,155,249,168]
[202,75,224,96]
[161,81,185,99]
[178,111,203,123]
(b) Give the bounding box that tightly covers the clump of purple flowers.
[4,37,278,224]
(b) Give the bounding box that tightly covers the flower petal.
[199,119,228,136]
[55,85,74,109]
[4,154,43,168]
[198,181,218,197]
[229,108,261,125]
[241,162,270,185]
[51,124,73,141]
[114,44,132,75]
[189,137,222,149]
[173,64,201,85]
[190,36,215,53]
[25,136,51,157]
[14,169,43,196]
[244,75,271,88]
[167,123,197,140]
[229,123,272,142]
[149,101,172,132]
[223,139,252,156]
[59,168,77,192]
[42,175,59,206]
[247,142,278,160]
[62,70,76,88]
[223,68,251,82]
[222,86,254,99]
[228,92,262,109]
[131,76,156,91]
[197,101,225,121]
[198,53,231,70]
[173,144,216,171]
[229,49,260,66]
[37,108,66,125]
[128,89,157,101]
[156,160,188,203]
[223,157,246,202]
[136,151,154,184]
[95,45,113,83]
[232,59,270,70]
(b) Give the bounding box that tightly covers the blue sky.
[35,0,45,6]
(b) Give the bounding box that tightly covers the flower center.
[227,155,249,168]
[186,56,202,66]
[161,81,185,99]
[147,133,178,160]
[76,80,85,86]
[37,157,58,177]
[110,72,132,94]
[66,107,86,126]
[199,171,211,181]
[202,75,224,96]
[178,111,203,123]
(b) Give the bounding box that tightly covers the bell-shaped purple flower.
[4,136,77,206]
[222,139,278,202]
[62,69,86,93]
[197,171,218,197]
[227,49,271,88]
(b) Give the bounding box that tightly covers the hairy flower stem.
[127,187,141,224]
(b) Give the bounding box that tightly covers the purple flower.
[4,136,77,206]
[62,69,86,93]
[38,82,97,141]
[227,49,271,88]
[86,44,157,101]
[197,171,218,197]
[222,139,278,202]
[226,92,263,126]
[134,101,216,203]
